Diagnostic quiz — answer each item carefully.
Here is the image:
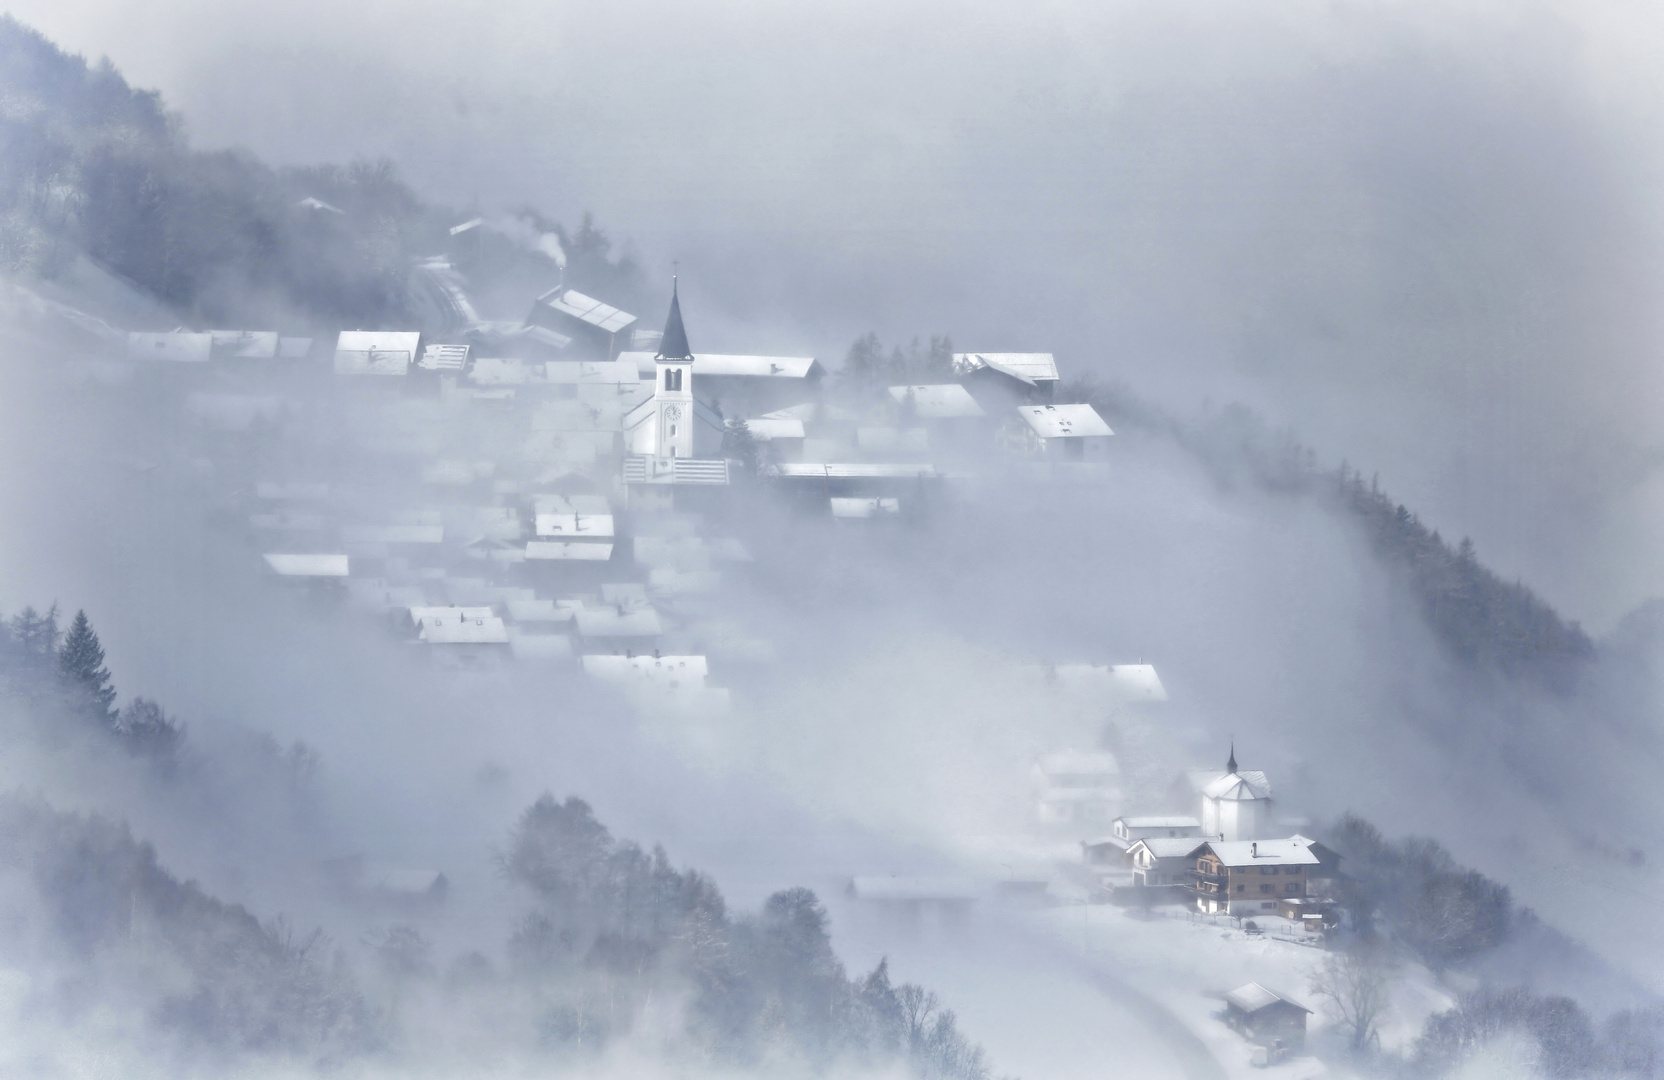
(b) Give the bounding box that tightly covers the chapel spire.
[655,276,693,362]
[1226,742,1238,775]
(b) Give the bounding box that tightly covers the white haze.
[10,0,1664,626]
[3,2,1664,1077]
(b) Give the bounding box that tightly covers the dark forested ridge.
[1064,379,1593,685]
[0,602,996,1075]
[505,795,993,1077]
[0,795,382,1060]
[1,1,1595,691]
[0,17,641,330]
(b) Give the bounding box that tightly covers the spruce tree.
[8,604,59,668]
[58,609,116,724]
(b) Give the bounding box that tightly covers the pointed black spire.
[655,277,692,362]
[1226,742,1237,774]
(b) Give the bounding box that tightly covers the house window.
[1285,883,1299,894]
[1236,884,1245,893]
[1260,884,1273,894]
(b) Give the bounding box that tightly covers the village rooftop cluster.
[113,236,1113,709]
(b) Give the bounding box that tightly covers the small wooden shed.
[1223,982,1311,1054]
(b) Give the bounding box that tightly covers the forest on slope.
[4,12,1663,1078]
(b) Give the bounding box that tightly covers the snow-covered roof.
[1017,403,1113,439]
[1118,816,1200,829]
[526,541,613,561]
[263,553,349,577]
[533,495,614,538]
[574,607,663,638]
[621,352,822,379]
[953,352,1060,384]
[419,343,470,371]
[1201,840,1317,867]
[418,613,509,644]
[772,463,939,479]
[545,358,642,385]
[582,653,708,686]
[742,417,806,440]
[849,877,980,902]
[128,331,212,363]
[335,331,419,376]
[831,497,899,519]
[695,354,820,379]
[1224,983,1310,1015]
[462,506,522,540]
[1203,770,1272,802]
[757,403,820,422]
[519,325,574,351]
[887,384,987,419]
[209,330,279,359]
[1129,838,1209,859]
[409,605,494,624]
[470,357,531,385]
[537,289,637,334]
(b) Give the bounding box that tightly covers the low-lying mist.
[4,5,1664,1078]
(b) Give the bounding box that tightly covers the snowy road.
[1074,960,1227,1080]
[830,902,1230,1080]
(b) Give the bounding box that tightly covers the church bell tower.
[653,278,695,460]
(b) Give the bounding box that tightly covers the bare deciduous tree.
[1310,941,1394,1054]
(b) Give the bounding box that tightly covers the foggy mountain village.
[3,6,1664,1080]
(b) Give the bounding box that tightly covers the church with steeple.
[623,278,727,464]
[1197,744,1274,842]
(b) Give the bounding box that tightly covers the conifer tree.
[58,609,116,723]
[8,603,59,667]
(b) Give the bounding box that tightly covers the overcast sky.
[10,0,1664,627]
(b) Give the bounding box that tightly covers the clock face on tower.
[664,405,683,421]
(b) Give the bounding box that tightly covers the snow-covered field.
[1025,902,1458,1079]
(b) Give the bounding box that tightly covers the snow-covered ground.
[1027,901,1457,1079]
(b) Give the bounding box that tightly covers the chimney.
[1251,842,1258,858]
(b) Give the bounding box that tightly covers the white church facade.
[623,280,726,462]
[1199,748,1274,842]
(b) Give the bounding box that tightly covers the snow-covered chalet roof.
[1017,403,1113,439]
[1117,815,1200,829]
[1201,840,1316,867]
[1202,770,1272,802]
[952,352,1060,384]
[1224,982,1310,1015]
[536,288,637,334]
[886,384,986,419]
[1129,838,1209,859]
